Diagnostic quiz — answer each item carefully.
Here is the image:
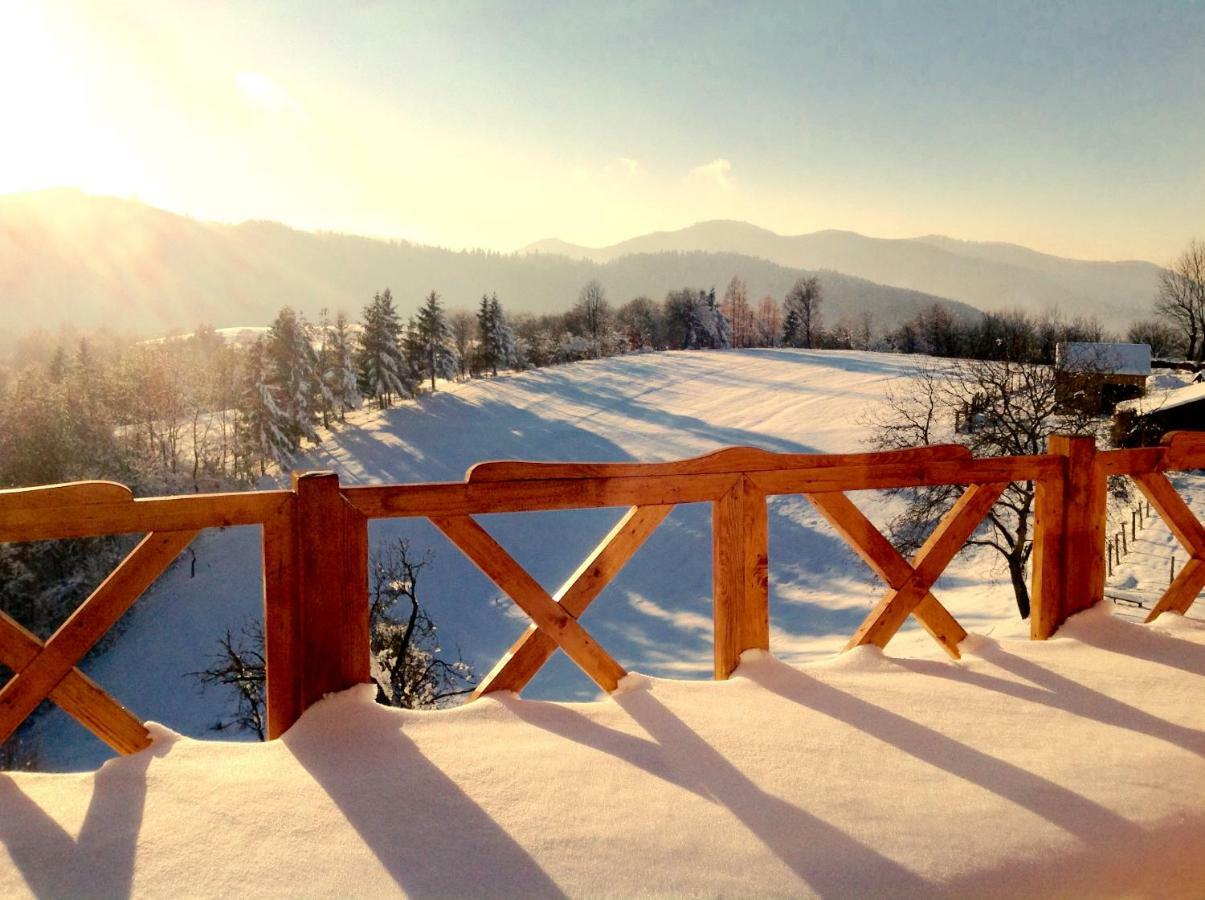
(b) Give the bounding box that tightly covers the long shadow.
[611,687,937,895]
[0,742,158,896]
[896,641,1205,755]
[284,698,565,898]
[1062,614,1205,679]
[739,657,1145,843]
[507,688,936,895]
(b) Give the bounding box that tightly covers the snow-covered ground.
[3,607,1203,897]
[20,349,1205,772]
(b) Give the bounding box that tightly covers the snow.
[2,606,1203,897]
[1116,378,1205,414]
[1055,342,1151,376]
[21,349,1205,774]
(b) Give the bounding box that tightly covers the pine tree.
[477,292,517,376]
[265,307,320,448]
[356,289,412,409]
[236,338,293,477]
[477,294,498,376]
[415,290,458,392]
[326,312,362,422]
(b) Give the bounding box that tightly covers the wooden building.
[1055,341,1150,414]
[1114,380,1205,447]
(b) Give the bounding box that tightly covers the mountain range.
[524,221,1164,331]
[0,189,1164,344]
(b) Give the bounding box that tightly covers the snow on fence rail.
[0,431,1202,761]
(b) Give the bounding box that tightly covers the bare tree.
[721,276,752,347]
[570,279,611,353]
[863,358,1100,618]
[784,276,823,348]
[195,620,267,739]
[194,540,476,738]
[1155,238,1205,361]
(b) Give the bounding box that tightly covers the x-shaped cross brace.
[807,482,1007,657]
[1132,472,1205,621]
[0,530,196,753]
[433,507,670,696]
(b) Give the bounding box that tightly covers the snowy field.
[20,349,1204,773]
[3,608,1203,897]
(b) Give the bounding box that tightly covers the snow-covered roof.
[4,608,1205,897]
[1055,341,1151,376]
[1117,379,1205,414]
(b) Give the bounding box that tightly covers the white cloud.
[613,157,640,175]
[684,157,734,190]
[236,71,309,121]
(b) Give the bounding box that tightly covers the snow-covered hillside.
[23,349,1201,771]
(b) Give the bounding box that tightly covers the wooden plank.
[0,529,197,746]
[473,504,671,697]
[0,491,293,542]
[1163,431,1205,471]
[747,455,1056,497]
[467,444,972,482]
[847,483,1006,651]
[712,476,770,679]
[293,472,371,713]
[0,612,150,755]
[0,481,132,509]
[1057,436,1105,618]
[1029,453,1067,640]
[1145,557,1205,621]
[1096,447,1165,477]
[345,473,738,519]
[431,515,627,693]
[262,495,301,740]
[345,457,1056,522]
[1133,472,1205,556]
[805,491,965,658]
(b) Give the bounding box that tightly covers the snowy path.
[3,608,1203,897]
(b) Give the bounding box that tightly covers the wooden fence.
[0,431,1202,759]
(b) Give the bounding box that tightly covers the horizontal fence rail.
[0,431,1201,759]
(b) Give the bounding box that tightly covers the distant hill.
[0,190,978,342]
[523,220,1165,330]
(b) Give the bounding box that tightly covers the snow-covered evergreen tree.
[356,289,413,409]
[236,337,293,477]
[415,290,459,392]
[266,307,320,447]
[477,293,517,376]
[325,311,362,422]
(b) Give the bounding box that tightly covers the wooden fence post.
[293,471,371,713]
[262,494,300,739]
[1031,434,1104,640]
[712,475,769,678]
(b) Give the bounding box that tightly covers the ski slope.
[23,349,1199,771]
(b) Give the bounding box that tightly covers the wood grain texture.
[0,611,151,754]
[712,476,770,679]
[474,504,671,698]
[805,491,965,658]
[432,515,627,692]
[467,444,971,482]
[294,472,371,713]
[0,480,132,509]
[262,495,301,739]
[846,483,1006,651]
[0,491,292,542]
[1029,450,1067,641]
[1163,430,1205,471]
[0,529,197,747]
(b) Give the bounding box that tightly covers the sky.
[0,0,1202,262]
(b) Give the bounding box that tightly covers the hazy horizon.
[2,1,1202,264]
